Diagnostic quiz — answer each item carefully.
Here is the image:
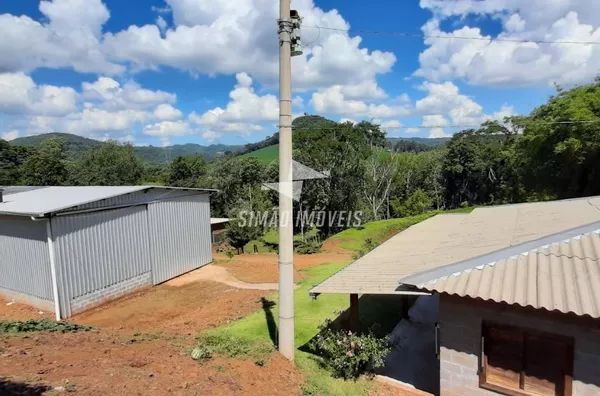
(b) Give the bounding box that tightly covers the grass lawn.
[326,212,436,253]
[202,261,389,395]
[325,208,474,253]
[240,144,279,165]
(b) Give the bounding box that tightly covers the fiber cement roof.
[0,186,214,217]
[310,197,600,305]
[413,230,600,318]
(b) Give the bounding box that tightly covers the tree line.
[2,79,600,242]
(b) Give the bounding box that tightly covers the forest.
[2,79,600,246]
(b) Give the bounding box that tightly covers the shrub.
[310,319,391,380]
[0,319,94,334]
[223,249,235,259]
[352,237,378,260]
[294,239,322,255]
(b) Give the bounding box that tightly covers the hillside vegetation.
[11,133,243,164]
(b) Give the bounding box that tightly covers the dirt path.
[214,251,352,284]
[167,265,279,290]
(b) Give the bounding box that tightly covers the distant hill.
[239,115,451,163]
[10,133,244,164]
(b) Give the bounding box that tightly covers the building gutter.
[30,216,61,321]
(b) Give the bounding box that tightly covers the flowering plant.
[310,319,391,379]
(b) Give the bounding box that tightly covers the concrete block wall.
[439,295,600,396]
[70,272,151,316]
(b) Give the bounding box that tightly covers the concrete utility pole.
[278,0,295,360]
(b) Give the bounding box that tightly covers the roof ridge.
[416,229,600,287]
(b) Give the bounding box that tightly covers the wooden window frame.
[480,322,574,396]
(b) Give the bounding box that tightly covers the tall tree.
[0,140,34,185]
[515,79,600,198]
[72,141,143,186]
[20,138,69,186]
[166,155,207,187]
[362,148,397,220]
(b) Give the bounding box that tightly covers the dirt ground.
[0,245,411,396]
[74,280,268,334]
[0,330,304,396]
[214,251,351,283]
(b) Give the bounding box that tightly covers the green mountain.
[10,133,244,164]
[239,116,451,164]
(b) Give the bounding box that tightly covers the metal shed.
[0,186,215,319]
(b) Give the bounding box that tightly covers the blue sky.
[1,0,599,146]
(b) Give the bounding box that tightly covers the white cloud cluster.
[1,130,19,141]
[0,0,122,74]
[415,81,513,137]
[416,1,600,86]
[0,73,77,116]
[82,77,176,111]
[1,0,395,93]
[4,75,184,143]
[310,85,411,119]
[188,73,277,140]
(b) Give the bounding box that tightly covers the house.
[310,197,600,396]
[0,186,215,319]
[210,218,230,244]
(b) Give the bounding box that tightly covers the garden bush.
[310,319,391,380]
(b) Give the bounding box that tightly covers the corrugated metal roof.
[0,186,215,217]
[413,230,600,318]
[310,196,600,297]
[0,186,47,195]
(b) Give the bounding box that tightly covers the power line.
[302,25,600,46]
[280,119,600,132]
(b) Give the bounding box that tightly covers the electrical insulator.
[292,37,303,56]
[290,9,303,57]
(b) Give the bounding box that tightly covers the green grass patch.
[326,208,474,253]
[204,261,384,395]
[326,212,436,253]
[240,145,279,165]
[243,239,275,254]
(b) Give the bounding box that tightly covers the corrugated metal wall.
[52,206,151,317]
[149,193,212,284]
[0,216,54,301]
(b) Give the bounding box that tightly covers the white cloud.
[381,120,402,128]
[189,73,277,139]
[101,0,396,90]
[1,130,19,141]
[143,120,193,137]
[82,77,176,111]
[292,96,305,108]
[154,104,183,121]
[416,1,600,86]
[422,114,450,138]
[417,81,495,126]
[310,85,411,119]
[405,127,421,134]
[0,73,77,116]
[0,0,122,74]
